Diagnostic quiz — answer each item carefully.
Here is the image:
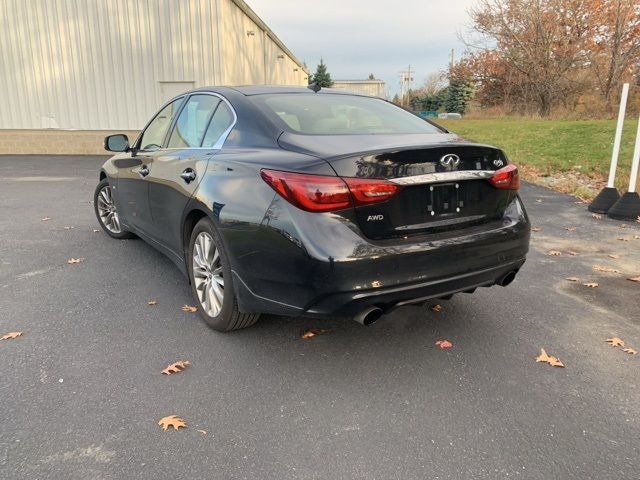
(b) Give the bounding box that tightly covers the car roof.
[191,85,355,96]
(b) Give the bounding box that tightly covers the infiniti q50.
[95,86,530,331]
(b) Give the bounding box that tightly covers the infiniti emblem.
[439,154,461,169]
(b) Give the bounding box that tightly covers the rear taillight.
[489,164,519,190]
[260,169,402,212]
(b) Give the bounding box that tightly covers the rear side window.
[138,98,183,151]
[202,102,234,148]
[252,93,443,135]
[168,95,221,148]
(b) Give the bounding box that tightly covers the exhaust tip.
[498,270,517,287]
[354,306,383,326]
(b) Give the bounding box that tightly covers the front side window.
[202,102,234,148]
[251,93,444,135]
[168,95,221,148]
[138,98,183,151]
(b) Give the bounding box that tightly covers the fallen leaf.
[197,429,207,435]
[628,276,640,283]
[620,224,629,228]
[593,265,619,273]
[605,337,625,347]
[622,348,638,355]
[41,217,51,222]
[535,199,543,203]
[64,226,74,230]
[67,258,85,264]
[535,348,564,367]
[592,214,602,219]
[158,415,186,431]
[583,282,599,288]
[531,227,541,232]
[435,339,453,349]
[574,201,586,204]
[1,331,22,340]
[430,304,442,312]
[547,250,562,256]
[565,227,577,232]
[181,305,198,313]
[301,328,330,340]
[92,229,100,233]
[635,235,640,240]
[148,300,157,306]
[617,237,629,242]
[565,277,579,282]
[608,254,620,259]
[161,360,191,375]
[567,251,579,256]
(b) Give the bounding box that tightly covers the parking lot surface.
[1,155,639,479]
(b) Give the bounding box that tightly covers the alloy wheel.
[96,185,122,234]
[192,232,225,317]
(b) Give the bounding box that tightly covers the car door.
[146,93,236,255]
[116,97,184,232]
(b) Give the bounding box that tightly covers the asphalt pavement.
[1,155,639,480]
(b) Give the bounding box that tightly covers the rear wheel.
[188,217,260,332]
[94,179,134,239]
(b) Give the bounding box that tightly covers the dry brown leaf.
[301,328,330,340]
[565,277,579,282]
[565,227,577,232]
[181,305,198,313]
[593,265,619,273]
[67,258,85,264]
[628,276,640,283]
[148,300,157,306]
[617,237,630,242]
[64,226,74,230]
[622,348,638,355]
[435,339,453,349]
[1,331,22,340]
[548,250,562,256]
[583,282,599,288]
[592,214,602,220]
[158,415,186,431]
[197,429,207,435]
[535,348,564,367]
[567,251,579,256]
[531,227,541,232]
[608,254,620,259]
[605,337,625,347]
[161,360,191,375]
[635,235,640,240]
[430,304,442,312]
[41,217,51,222]
[620,224,629,229]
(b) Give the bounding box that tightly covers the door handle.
[139,165,150,177]
[180,168,196,184]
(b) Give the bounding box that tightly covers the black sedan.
[95,86,530,331]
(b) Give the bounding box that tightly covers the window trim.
[164,92,238,151]
[133,95,186,152]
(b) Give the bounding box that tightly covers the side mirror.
[104,134,130,152]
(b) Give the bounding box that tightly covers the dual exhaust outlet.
[351,270,519,326]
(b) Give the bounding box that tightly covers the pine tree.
[444,80,474,114]
[310,59,334,87]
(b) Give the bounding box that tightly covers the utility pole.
[450,49,455,69]
[398,64,414,106]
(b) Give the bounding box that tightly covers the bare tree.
[422,72,446,96]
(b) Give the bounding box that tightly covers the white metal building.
[0,0,309,131]
[332,80,387,99]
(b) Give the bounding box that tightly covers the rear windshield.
[251,93,444,135]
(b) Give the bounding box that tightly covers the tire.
[94,178,134,239]
[188,217,260,332]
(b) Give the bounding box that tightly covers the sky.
[247,0,477,97]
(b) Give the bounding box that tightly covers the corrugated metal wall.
[332,81,387,98]
[0,0,308,130]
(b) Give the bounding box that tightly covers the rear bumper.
[228,196,530,318]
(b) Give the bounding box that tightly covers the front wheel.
[94,179,134,239]
[188,217,260,332]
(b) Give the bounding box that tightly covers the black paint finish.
[99,86,530,319]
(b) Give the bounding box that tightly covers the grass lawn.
[437,118,639,199]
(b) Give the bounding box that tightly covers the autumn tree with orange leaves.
[459,0,640,116]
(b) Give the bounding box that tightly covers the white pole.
[607,83,630,188]
[628,113,640,193]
